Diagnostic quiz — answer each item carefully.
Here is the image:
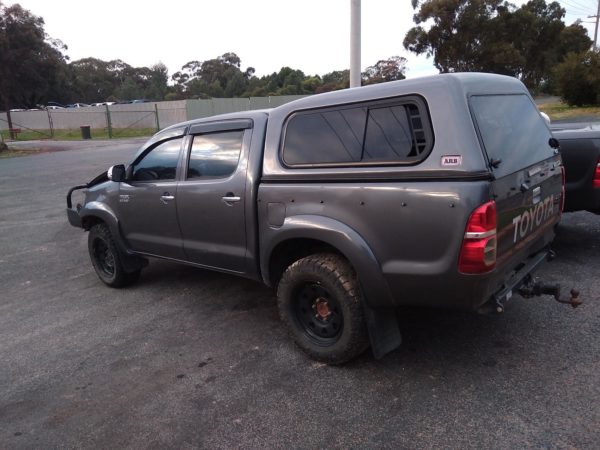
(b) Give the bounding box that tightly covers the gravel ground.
[0,140,598,449]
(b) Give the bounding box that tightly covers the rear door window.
[470,94,554,178]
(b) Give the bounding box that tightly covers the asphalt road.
[1,140,599,449]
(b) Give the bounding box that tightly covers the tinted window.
[187,130,244,179]
[282,99,432,166]
[364,105,423,162]
[132,138,182,181]
[470,94,555,177]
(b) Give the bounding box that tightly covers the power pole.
[350,0,361,88]
[589,0,600,50]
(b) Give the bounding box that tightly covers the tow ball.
[518,277,582,308]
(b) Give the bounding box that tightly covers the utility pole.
[589,0,600,50]
[350,0,361,88]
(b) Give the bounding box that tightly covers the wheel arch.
[80,201,132,259]
[261,215,395,308]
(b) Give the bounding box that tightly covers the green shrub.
[554,51,600,106]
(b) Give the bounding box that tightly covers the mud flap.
[363,304,402,359]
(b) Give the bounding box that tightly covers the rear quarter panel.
[258,180,490,308]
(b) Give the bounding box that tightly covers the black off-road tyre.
[88,223,141,288]
[277,253,370,364]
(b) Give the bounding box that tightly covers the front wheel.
[88,223,140,288]
[277,253,369,364]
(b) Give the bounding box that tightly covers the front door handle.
[160,192,175,204]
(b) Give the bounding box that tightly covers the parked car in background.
[47,102,66,109]
[551,123,600,214]
[67,103,90,108]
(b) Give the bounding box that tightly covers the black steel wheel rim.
[293,282,343,345]
[92,238,115,278]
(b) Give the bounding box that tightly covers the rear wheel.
[88,223,140,288]
[277,253,369,364]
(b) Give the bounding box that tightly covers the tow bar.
[518,275,582,308]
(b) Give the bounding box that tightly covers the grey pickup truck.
[67,73,580,363]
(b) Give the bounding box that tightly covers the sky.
[5,0,599,80]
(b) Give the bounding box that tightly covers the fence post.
[105,105,113,139]
[104,105,112,139]
[6,110,15,139]
[154,104,160,132]
[46,109,54,138]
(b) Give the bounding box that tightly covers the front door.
[118,137,185,259]
[176,126,250,273]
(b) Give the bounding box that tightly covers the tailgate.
[469,94,562,266]
[492,158,562,265]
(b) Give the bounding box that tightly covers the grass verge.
[0,127,156,142]
[538,102,600,121]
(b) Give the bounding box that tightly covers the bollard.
[80,125,92,140]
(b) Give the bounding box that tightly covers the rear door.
[176,121,252,273]
[470,94,562,266]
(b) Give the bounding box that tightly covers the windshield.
[470,94,555,178]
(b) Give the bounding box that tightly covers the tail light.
[458,201,497,274]
[561,165,566,213]
[593,159,600,188]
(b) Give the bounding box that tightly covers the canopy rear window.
[281,96,433,168]
[470,94,554,178]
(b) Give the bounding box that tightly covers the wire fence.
[0,96,305,142]
[0,107,166,141]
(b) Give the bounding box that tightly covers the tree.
[317,70,350,93]
[70,58,117,102]
[554,51,600,106]
[145,63,169,100]
[0,2,70,109]
[404,0,505,73]
[362,56,407,85]
[404,0,592,91]
[172,52,253,98]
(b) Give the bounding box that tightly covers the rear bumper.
[481,248,550,313]
[565,185,600,214]
[383,232,556,312]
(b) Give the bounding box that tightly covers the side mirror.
[107,164,126,182]
[540,111,551,126]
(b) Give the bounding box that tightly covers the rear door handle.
[160,193,175,204]
[222,193,241,204]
